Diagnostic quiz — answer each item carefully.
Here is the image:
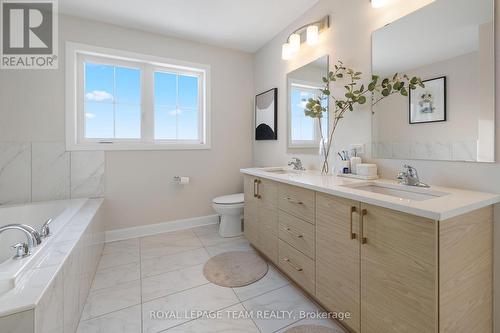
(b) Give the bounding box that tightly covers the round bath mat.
[283,325,340,333]
[203,251,268,287]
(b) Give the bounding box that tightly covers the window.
[289,80,328,147]
[66,43,210,150]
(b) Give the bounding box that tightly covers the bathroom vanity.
[241,167,500,333]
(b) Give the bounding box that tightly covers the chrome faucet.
[0,224,39,259]
[14,224,42,245]
[288,157,305,171]
[40,218,53,238]
[396,164,430,188]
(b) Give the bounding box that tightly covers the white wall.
[0,15,254,231]
[373,52,481,161]
[252,0,500,329]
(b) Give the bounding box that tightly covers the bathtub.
[0,199,86,294]
[0,198,104,333]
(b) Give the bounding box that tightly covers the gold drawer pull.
[254,179,261,199]
[361,209,368,244]
[349,206,357,240]
[285,227,303,238]
[284,197,303,205]
[283,257,303,271]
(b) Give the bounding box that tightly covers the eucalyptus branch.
[304,60,424,173]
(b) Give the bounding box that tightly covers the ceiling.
[372,0,493,75]
[59,0,320,53]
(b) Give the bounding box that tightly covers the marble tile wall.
[0,142,105,205]
[373,139,478,162]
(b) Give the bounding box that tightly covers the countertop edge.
[241,168,500,221]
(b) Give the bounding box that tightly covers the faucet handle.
[11,242,30,259]
[40,218,52,238]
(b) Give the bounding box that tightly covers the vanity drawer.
[279,211,315,259]
[278,239,315,295]
[278,184,315,224]
[260,205,278,236]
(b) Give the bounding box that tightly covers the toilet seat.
[213,193,244,205]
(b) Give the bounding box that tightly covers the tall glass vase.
[318,138,329,175]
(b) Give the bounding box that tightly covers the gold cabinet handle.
[284,197,303,205]
[285,227,303,238]
[360,209,367,244]
[350,206,357,240]
[254,179,261,199]
[283,257,303,271]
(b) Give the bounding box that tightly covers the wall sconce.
[281,15,329,60]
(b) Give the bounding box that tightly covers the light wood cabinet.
[360,204,437,333]
[278,211,315,259]
[278,239,316,295]
[316,194,361,332]
[244,176,492,333]
[243,176,260,247]
[278,183,315,224]
[243,175,278,263]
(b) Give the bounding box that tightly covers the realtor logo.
[1,0,58,69]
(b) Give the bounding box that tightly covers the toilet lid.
[213,193,244,205]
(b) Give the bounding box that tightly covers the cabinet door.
[259,205,278,263]
[316,194,360,332]
[360,203,437,333]
[243,176,260,246]
[259,178,278,208]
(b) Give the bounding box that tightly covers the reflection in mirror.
[287,55,329,148]
[372,0,494,162]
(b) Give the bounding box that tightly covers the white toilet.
[212,193,244,237]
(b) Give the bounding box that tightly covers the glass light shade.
[282,43,292,60]
[371,0,389,8]
[289,33,301,53]
[306,25,319,45]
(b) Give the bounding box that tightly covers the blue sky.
[291,86,327,141]
[84,63,199,140]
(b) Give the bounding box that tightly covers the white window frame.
[287,78,328,148]
[66,42,211,151]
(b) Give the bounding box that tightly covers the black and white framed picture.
[409,76,446,124]
[255,88,278,140]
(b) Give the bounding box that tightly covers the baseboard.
[105,214,219,242]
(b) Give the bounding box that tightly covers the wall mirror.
[287,55,329,149]
[372,0,495,162]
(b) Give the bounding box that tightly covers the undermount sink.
[342,183,450,201]
[262,168,300,175]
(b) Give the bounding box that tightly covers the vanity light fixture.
[281,15,329,60]
[306,25,319,45]
[289,33,301,53]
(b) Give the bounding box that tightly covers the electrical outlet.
[350,143,365,155]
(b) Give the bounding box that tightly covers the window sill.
[66,142,211,151]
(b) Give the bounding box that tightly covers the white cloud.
[85,112,96,119]
[85,90,113,102]
[169,109,183,116]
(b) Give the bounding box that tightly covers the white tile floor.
[76,224,345,333]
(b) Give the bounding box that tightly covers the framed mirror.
[287,55,329,149]
[372,0,495,162]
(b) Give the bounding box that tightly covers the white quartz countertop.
[240,167,500,220]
